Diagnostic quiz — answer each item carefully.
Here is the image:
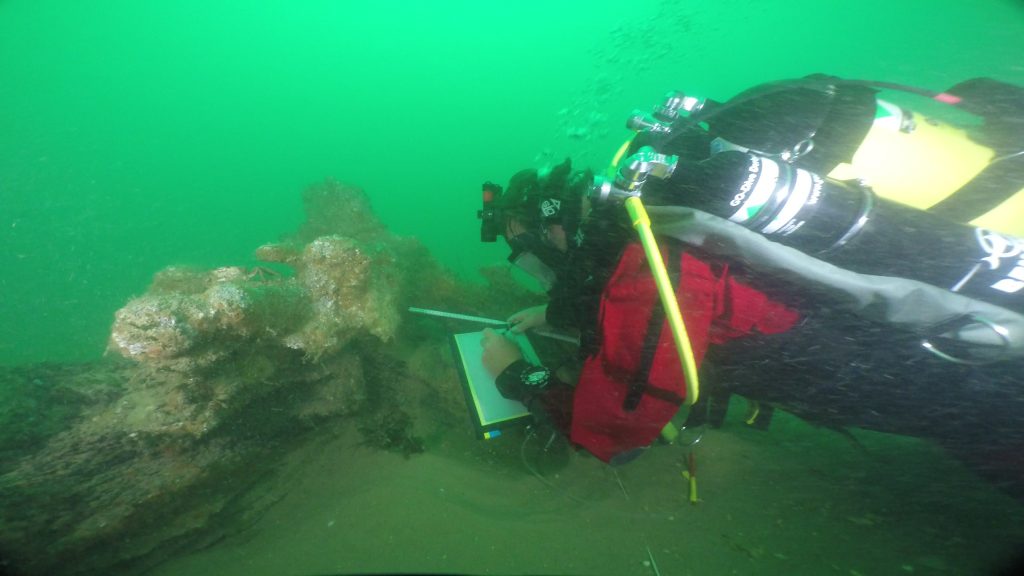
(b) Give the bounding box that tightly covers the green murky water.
[2,1,1023,574]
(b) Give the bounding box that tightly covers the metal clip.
[921,314,1012,364]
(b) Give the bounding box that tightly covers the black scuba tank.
[666,150,1024,313]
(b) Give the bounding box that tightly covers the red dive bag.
[569,242,800,462]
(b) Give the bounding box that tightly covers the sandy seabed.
[148,401,1024,576]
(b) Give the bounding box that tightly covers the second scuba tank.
[666,150,1024,313]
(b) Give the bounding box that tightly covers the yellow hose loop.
[608,138,634,176]
[624,197,700,405]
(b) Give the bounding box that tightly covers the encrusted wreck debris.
[0,180,541,576]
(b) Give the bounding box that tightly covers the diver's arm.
[481,328,572,430]
[495,358,573,433]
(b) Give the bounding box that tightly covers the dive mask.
[506,230,569,291]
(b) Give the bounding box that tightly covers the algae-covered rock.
[110,182,403,368]
[109,272,310,367]
[1,179,543,576]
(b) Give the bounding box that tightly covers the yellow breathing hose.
[623,196,700,405]
[609,139,633,175]
[610,139,701,499]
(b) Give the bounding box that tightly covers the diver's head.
[478,158,593,289]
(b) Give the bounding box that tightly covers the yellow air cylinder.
[829,100,1023,236]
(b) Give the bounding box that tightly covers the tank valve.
[627,91,706,136]
[591,146,678,202]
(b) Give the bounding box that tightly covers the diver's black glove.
[495,359,552,401]
[495,359,558,427]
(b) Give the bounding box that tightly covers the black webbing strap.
[927,153,1024,223]
[623,241,683,412]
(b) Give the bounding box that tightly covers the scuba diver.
[477,158,800,464]
[609,73,1024,495]
[478,73,1024,497]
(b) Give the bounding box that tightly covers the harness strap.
[927,152,1024,222]
[623,241,684,412]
